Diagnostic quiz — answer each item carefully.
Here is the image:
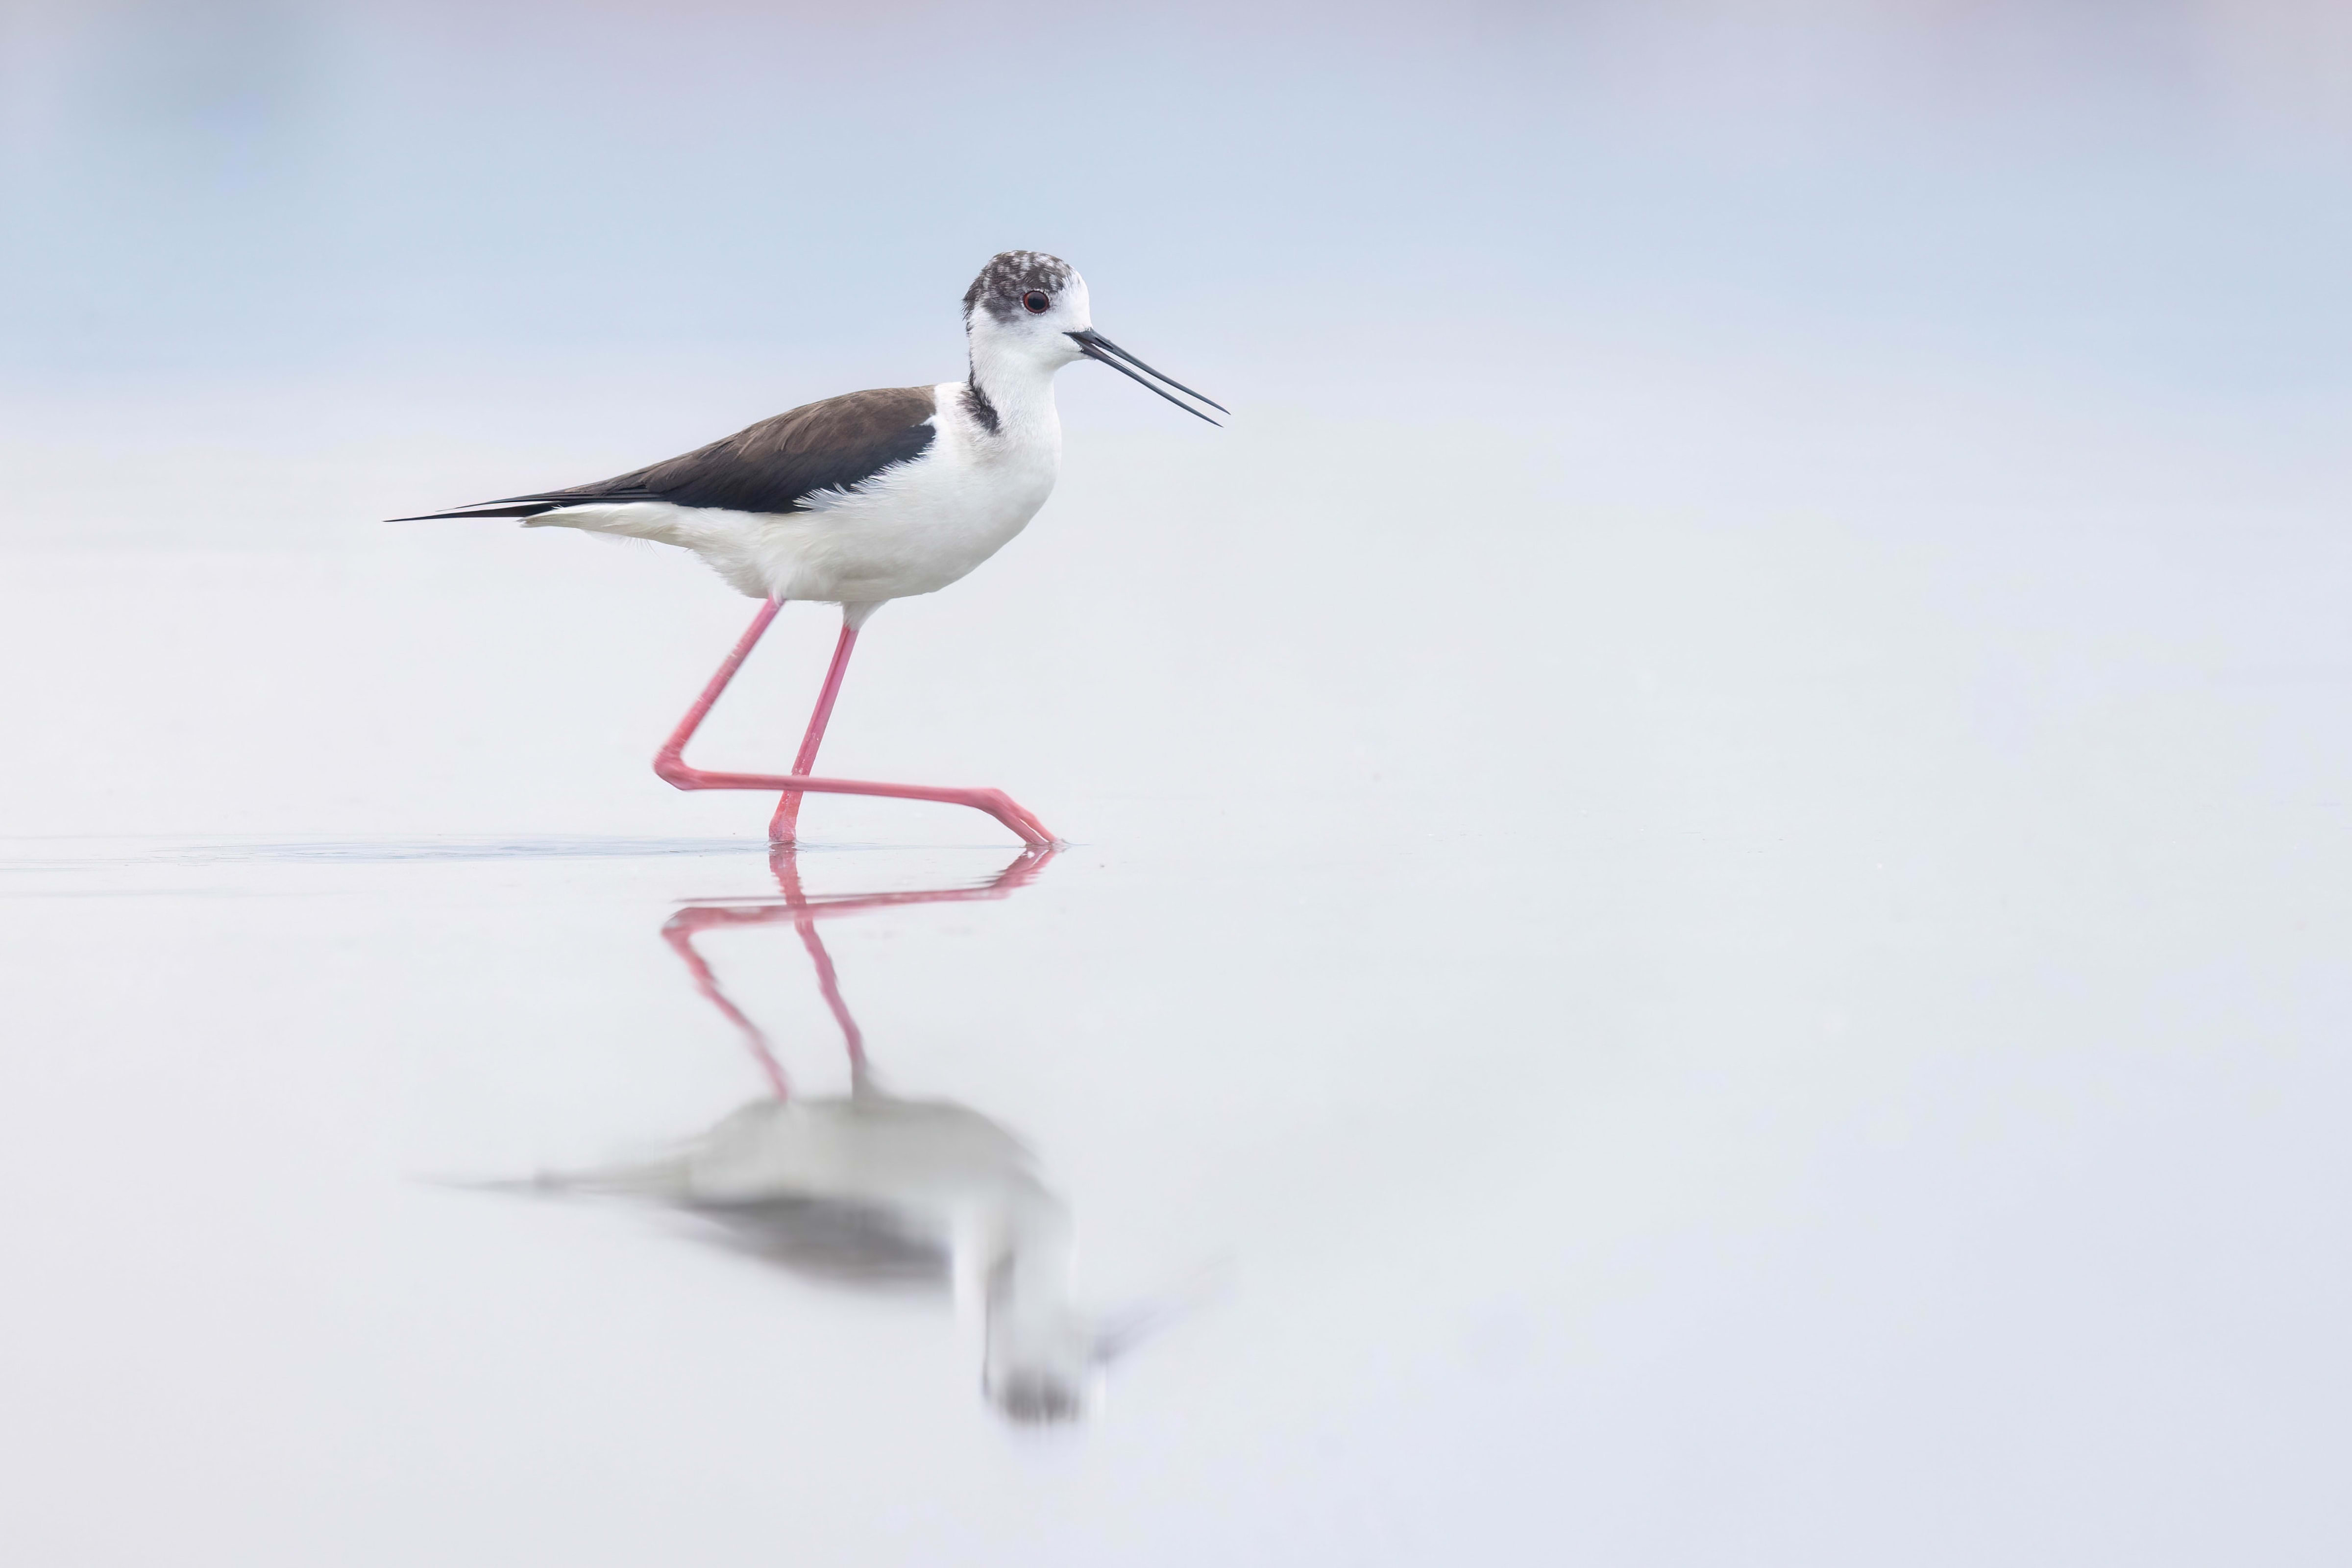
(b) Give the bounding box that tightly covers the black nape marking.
[963,375,1000,435]
[962,250,1075,326]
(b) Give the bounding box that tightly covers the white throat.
[965,332,1066,438]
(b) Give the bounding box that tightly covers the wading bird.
[394,252,1223,846]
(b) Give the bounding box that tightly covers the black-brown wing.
[392,386,938,520]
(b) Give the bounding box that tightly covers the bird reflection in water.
[486,846,1172,1426]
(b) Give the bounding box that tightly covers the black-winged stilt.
[393,252,1224,846]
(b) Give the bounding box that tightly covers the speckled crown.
[962,251,1077,324]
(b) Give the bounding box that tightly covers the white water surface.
[2,373,2347,1563]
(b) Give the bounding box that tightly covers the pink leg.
[653,598,783,782]
[768,619,859,845]
[652,600,1059,848]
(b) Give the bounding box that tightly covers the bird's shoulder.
[698,385,940,468]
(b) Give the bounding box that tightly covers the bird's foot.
[655,755,1058,848]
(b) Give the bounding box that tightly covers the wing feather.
[391,386,938,521]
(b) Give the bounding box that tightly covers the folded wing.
[391,386,940,521]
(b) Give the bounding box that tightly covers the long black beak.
[1067,328,1227,426]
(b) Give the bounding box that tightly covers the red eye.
[1022,291,1051,313]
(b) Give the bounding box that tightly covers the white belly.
[761,439,1056,604]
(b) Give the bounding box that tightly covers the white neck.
[965,334,1063,438]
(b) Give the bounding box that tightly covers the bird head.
[963,249,1092,370]
[963,250,1225,425]
[979,1253,1224,1427]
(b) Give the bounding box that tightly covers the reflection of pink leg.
[797,920,867,1085]
[768,848,868,1083]
[768,619,859,846]
[665,845,1060,1098]
[660,913,791,1100]
[652,601,1058,848]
